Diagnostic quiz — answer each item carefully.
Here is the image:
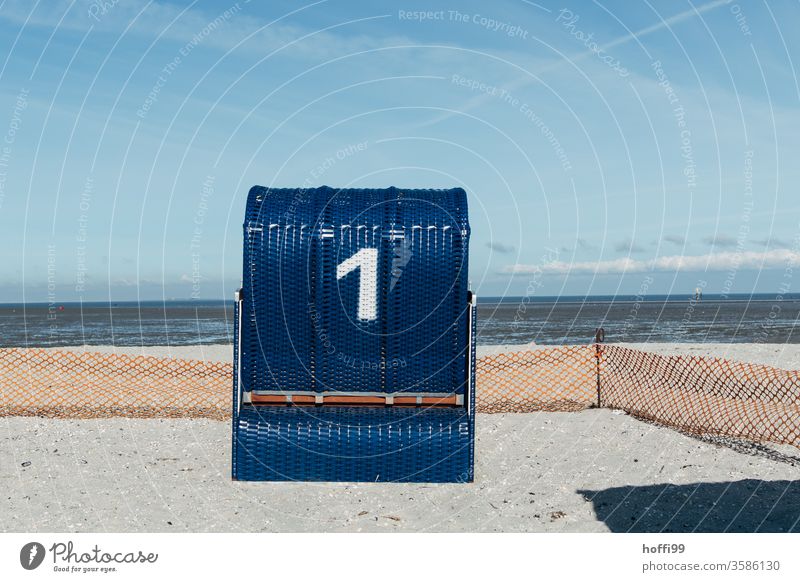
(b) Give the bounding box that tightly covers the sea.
[2,294,799,348]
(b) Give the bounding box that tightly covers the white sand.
[2,410,798,533]
[48,342,800,370]
[619,342,800,370]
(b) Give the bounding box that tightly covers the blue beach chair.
[232,186,475,482]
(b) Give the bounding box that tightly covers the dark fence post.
[594,327,605,408]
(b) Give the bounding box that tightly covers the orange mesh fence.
[475,346,597,412]
[0,349,230,420]
[598,345,800,446]
[1,345,798,448]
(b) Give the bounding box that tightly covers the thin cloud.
[562,238,595,253]
[0,0,398,60]
[663,234,686,246]
[599,0,731,52]
[753,236,791,248]
[111,278,135,286]
[486,241,515,254]
[614,238,646,253]
[503,249,800,275]
[703,234,738,248]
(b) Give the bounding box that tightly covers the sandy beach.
[3,342,798,533]
[2,410,798,533]
[50,341,800,370]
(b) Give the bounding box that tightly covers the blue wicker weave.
[232,186,474,482]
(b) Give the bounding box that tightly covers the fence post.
[594,327,605,408]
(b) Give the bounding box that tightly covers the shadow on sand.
[579,479,800,532]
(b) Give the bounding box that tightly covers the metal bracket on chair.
[235,288,244,415]
[466,290,476,416]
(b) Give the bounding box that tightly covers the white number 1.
[336,248,378,321]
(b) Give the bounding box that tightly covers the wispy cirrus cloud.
[560,237,596,254]
[614,238,646,253]
[503,249,800,275]
[663,234,686,246]
[753,236,791,248]
[703,234,739,248]
[486,241,515,254]
[415,0,730,128]
[0,0,399,60]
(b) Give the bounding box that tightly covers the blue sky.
[1,0,799,302]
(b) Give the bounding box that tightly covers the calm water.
[0,301,233,348]
[478,294,800,345]
[1,294,799,347]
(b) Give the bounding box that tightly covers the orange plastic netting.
[598,345,800,446]
[0,349,230,420]
[1,345,798,447]
[475,346,597,412]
